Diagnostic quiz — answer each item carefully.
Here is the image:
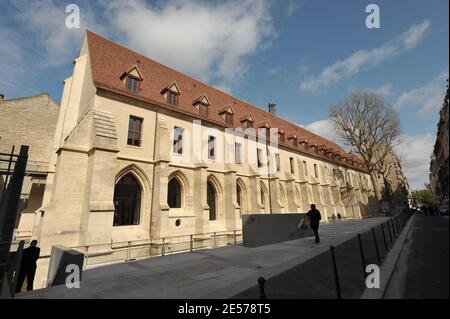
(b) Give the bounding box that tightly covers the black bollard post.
[390,219,397,237]
[258,277,266,299]
[396,217,400,233]
[371,228,381,265]
[330,246,342,299]
[381,223,388,251]
[387,221,393,243]
[357,234,366,279]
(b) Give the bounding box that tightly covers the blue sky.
[0,0,448,189]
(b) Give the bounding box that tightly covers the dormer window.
[127,76,140,93]
[167,91,178,106]
[121,64,143,94]
[298,137,308,149]
[287,135,297,146]
[219,105,234,125]
[193,94,210,117]
[161,81,181,107]
[258,121,271,141]
[308,143,318,153]
[240,114,254,129]
[278,128,285,143]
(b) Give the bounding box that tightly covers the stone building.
[16,31,375,287]
[0,93,60,238]
[430,82,449,205]
[373,150,411,214]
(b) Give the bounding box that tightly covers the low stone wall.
[242,213,314,247]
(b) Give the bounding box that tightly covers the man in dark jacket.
[306,204,322,244]
[16,240,40,292]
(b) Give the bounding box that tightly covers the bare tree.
[330,91,401,201]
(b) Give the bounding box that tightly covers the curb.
[360,213,416,299]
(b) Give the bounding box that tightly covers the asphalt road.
[385,215,449,299]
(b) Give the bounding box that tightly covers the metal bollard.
[387,220,393,243]
[381,223,388,251]
[395,216,400,233]
[357,234,366,278]
[127,241,131,261]
[234,230,237,245]
[330,246,342,299]
[390,219,397,237]
[190,235,193,252]
[371,228,381,265]
[258,277,266,299]
[162,238,165,256]
[85,245,89,268]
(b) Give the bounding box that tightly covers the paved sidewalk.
[384,215,449,299]
[17,217,388,299]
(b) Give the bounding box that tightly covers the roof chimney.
[268,97,276,115]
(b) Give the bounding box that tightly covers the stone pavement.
[17,217,388,299]
[384,215,449,299]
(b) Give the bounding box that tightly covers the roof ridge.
[85,29,362,167]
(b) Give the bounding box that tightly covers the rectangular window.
[167,92,178,106]
[127,116,143,146]
[303,161,308,176]
[172,126,184,154]
[290,157,294,174]
[235,142,242,164]
[243,120,253,128]
[275,153,280,172]
[208,136,216,160]
[289,138,297,146]
[126,76,139,93]
[279,133,285,143]
[224,113,233,125]
[257,148,263,167]
[199,104,208,117]
[314,164,318,178]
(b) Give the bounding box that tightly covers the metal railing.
[68,230,243,269]
[256,210,414,299]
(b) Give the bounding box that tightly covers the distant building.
[430,82,449,205]
[374,150,411,214]
[0,93,60,238]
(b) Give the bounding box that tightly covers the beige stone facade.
[373,150,411,214]
[14,31,375,288]
[0,93,59,237]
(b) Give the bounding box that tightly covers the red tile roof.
[85,30,367,173]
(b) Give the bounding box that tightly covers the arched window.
[237,183,243,217]
[260,186,266,206]
[114,173,141,226]
[207,181,217,221]
[168,177,182,208]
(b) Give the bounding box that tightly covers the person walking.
[306,204,322,244]
[16,240,40,292]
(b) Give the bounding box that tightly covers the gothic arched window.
[207,181,217,221]
[113,173,141,226]
[168,177,182,208]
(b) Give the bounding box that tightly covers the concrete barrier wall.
[242,213,314,247]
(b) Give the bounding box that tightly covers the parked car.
[438,205,449,216]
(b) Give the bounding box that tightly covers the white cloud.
[394,69,448,116]
[299,118,338,142]
[300,119,436,189]
[395,133,435,189]
[371,83,393,97]
[286,0,304,17]
[103,0,274,89]
[300,20,431,93]
[15,0,103,67]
